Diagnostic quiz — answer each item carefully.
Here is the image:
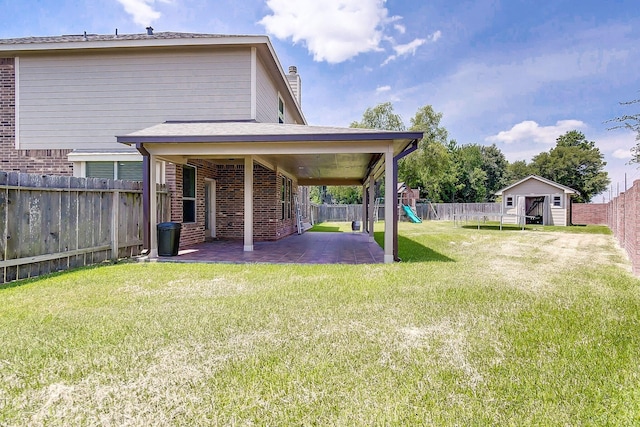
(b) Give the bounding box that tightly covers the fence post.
[111,190,119,261]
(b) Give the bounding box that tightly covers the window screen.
[86,162,115,179]
[117,162,143,181]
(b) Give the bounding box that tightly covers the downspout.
[393,139,420,261]
[136,143,151,252]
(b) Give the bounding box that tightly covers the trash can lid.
[157,222,182,229]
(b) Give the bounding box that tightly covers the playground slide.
[402,204,422,223]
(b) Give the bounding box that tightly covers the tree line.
[313,102,611,204]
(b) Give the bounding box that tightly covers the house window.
[552,195,562,208]
[85,161,143,181]
[183,165,196,223]
[281,176,292,220]
[505,196,514,208]
[117,162,143,181]
[278,95,285,124]
[86,161,115,179]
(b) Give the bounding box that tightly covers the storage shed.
[495,175,579,226]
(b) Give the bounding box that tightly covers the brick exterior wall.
[165,160,298,247]
[571,203,608,225]
[0,58,73,175]
[573,180,640,276]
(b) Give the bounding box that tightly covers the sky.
[1,0,639,201]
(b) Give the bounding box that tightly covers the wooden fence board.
[0,172,162,284]
[312,202,503,223]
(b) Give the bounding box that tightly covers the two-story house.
[0,31,422,262]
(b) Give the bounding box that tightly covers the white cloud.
[376,85,391,93]
[381,30,440,66]
[393,38,427,56]
[115,0,168,26]
[394,23,406,34]
[259,0,390,63]
[612,148,632,159]
[486,120,587,144]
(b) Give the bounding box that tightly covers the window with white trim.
[85,161,143,181]
[183,165,197,223]
[505,196,514,208]
[552,195,562,208]
[278,94,285,124]
[281,176,292,220]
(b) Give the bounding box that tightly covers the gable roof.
[0,32,258,49]
[495,175,579,196]
[0,31,306,125]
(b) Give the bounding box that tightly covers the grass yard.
[1,221,639,425]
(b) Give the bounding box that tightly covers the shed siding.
[17,48,252,150]
[550,207,566,226]
[508,180,560,195]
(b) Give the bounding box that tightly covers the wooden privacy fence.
[1,172,169,284]
[312,202,502,223]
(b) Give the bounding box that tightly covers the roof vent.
[83,31,88,41]
[146,26,154,35]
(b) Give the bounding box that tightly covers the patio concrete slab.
[145,231,384,264]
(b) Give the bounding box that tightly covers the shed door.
[544,195,550,225]
[516,196,526,226]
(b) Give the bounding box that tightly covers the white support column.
[368,175,375,243]
[361,184,367,234]
[384,146,394,263]
[244,155,254,252]
[149,153,158,258]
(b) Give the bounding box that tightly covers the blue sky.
[1,0,639,201]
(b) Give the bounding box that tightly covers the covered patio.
[152,231,384,264]
[118,121,423,264]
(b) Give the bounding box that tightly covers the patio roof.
[118,121,423,185]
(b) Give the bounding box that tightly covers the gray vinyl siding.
[18,48,252,150]
[255,56,278,123]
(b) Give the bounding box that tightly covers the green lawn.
[1,221,639,425]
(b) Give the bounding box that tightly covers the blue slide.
[402,204,422,223]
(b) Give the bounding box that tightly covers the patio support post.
[244,155,254,252]
[149,153,158,258]
[368,175,375,242]
[384,145,394,263]
[135,143,151,251]
[362,183,367,234]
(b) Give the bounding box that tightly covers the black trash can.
[157,222,182,256]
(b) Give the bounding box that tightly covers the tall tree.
[451,144,487,202]
[480,144,508,201]
[607,96,640,165]
[398,105,452,200]
[531,130,610,202]
[505,160,534,183]
[350,102,406,131]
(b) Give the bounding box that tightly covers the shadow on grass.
[309,225,343,232]
[462,224,526,232]
[373,232,455,263]
[461,224,612,234]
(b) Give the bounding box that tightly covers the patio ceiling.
[117,121,423,185]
